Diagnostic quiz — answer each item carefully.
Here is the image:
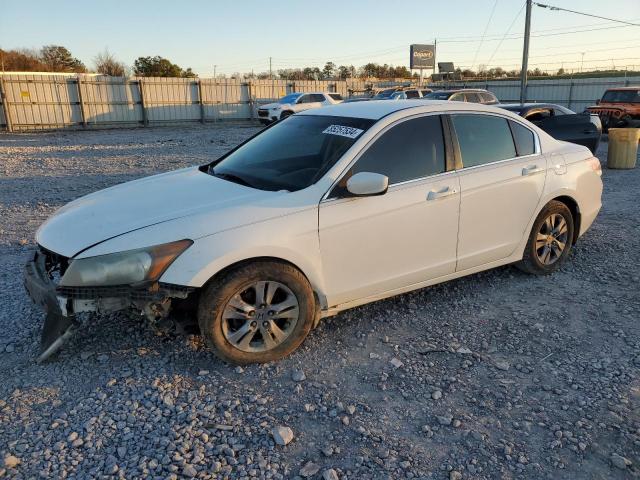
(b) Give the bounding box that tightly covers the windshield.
[601,90,640,103]
[209,115,375,192]
[424,91,453,100]
[373,89,396,99]
[279,93,303,104]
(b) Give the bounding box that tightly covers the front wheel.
[517,201,574,275]
[198,261,315,364]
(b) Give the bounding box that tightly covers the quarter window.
[351,115,446,184]
[452,114,516,168]
[509,121,536,156]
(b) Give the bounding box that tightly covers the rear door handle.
[522,165,543,176]
[427,186,457,200]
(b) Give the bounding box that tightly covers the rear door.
[451,113,546,271]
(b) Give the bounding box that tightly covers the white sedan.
[257,92,343,124]
[25,101,603,364]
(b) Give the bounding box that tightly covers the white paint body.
[37,101,603,316]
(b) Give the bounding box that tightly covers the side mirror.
[346,172,389,197]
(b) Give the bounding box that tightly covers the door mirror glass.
[346,172,388,196]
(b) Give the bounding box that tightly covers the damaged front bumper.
[24,249,194,362]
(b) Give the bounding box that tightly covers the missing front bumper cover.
[24,250,194,362]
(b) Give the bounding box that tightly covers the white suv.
[257,92,343,124]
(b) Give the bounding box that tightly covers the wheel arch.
[198,255,328,313]
[551,195,581,244]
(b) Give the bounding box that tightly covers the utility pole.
[519,0,532,104]
[269,57,272,80]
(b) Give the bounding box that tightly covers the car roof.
[499,102,558,109]
[604,87,639,91]
[298,99,507,120]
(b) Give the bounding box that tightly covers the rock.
[182,464,198,477]
[3,455,20,469]
[450,471,462,480]
[431,390,442,400]
[494,360,510,371]
[611,453,632,469]
[323,468,339,480]
[198,369,209,376]
[299,461,320,477]
[390,358,404,368]
[369,352,381,359]
[346,405,356,415]
[292,369,306,382]
[341,416,350,426]
[456,346,472,354]
[271,426,294,446]
[97,354,109,363]
[437,415,453,426]
[234,366,244,374]
[5,344,14,353]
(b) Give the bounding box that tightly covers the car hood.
[36,167,274,258]
[260,102,288,110]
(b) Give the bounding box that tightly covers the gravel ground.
[0,124,639,480]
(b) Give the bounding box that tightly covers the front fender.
[160,208,327,304]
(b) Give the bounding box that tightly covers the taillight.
[587,157,602,176]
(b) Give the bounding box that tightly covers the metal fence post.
[247,82,254,121]
[138,79,149,126]
[0,77,13,132]
[76,76,88,128]
[197,79,205,124]
[567,76,574,111]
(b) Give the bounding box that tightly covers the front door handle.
[522,165,543,176]
[427,186,457,201]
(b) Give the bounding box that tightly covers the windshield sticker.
[322,125,364,139]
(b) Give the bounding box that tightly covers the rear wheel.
[518,201,574,275]
[198,261,315,364]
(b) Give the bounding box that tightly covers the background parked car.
[423,89,499,104]
[257,92,343,124]
[389,88,433,100]
[499,103,602,153]
[586,87,640,131]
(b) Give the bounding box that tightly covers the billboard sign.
[410,44,435,69]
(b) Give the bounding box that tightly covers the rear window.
[452,114,516,168]
[509,121,536,156]
[424,91,452,100]
[601,90,640,103]
[405,90,420,99]
[329,93,343,101]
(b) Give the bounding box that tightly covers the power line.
[534,2,640,27]
[484,1,526,68]
[470,0,499,71]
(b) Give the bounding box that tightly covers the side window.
[450,93,466,102]
[465,92,482,103]
[509,121,536,156]
[405,90,420,99]
[451,114,516,168]
[481,92,496,103]
[351,115,446,184]
[525,109,552,122]
[297,95,310,104]
[310,94,325,102]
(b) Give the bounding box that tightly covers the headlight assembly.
[60,239,193,287]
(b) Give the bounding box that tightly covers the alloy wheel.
[535,213,569,265]
[221,281,299,353]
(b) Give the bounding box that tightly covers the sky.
[1,0,639,76]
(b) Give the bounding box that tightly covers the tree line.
[0,46,196,77]
[0,45,630,80]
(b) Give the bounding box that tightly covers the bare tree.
[94,49,127,77]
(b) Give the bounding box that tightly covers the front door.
[319,114,460,307]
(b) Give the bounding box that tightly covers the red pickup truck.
[587,87,640,131]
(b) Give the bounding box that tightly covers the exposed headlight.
[272,105,282,110]
[60,239,193,287]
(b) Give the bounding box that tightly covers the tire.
[198,261,315,364]
[517,201,574,275]
[280,111,293,120]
